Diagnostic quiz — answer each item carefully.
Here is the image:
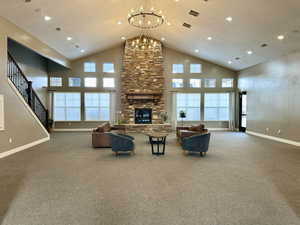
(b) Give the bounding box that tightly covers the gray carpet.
[0,132,299,225]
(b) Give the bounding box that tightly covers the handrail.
[7,52,49,131]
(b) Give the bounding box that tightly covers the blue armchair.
[108,133,135,156]
[182,133,211,156]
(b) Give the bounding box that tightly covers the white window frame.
[189,79,201,88]
[204,78,217,88]
[172,64,184,74]
[176,93,201,121]
[103,63,115,73]
[103,77,115,88]
[68,77,81,87]
[84,62,96,72]
[84,77,97,88]
[53,92,81,121]
[222,78,234,88]
[172,79,184,88]
[84,93,110,121]
[50,77,62,87]
[204,93,230,121]
[190,64,202,73]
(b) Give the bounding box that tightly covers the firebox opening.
[135,108,152,124]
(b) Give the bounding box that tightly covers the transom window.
[190,64,202,73]
[50,77,62,87]
[172,79,184,88]
[103,78,115,88]
[84,77,97,88]
[172,64,184,73]
[68,77,81,87]
[176,93,201,121]
[84,62,96,72]
[204,78,216,88]
[103,63,115,73]
[204,93,229,121]
[189,79,201,88]
[53,92,81,121]
[85,93,110,121]
[222,78,234,88]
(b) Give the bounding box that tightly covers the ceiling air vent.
[189,10,199,17]
[183,23,192,29]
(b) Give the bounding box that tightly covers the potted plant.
[179,110,186,126]
[161,112,168,123]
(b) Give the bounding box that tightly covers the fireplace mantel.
[126,92,162,105]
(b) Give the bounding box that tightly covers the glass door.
[239,92,247,132]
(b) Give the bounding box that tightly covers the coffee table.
[145,132,169,155]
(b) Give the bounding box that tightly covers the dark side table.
[145,132,169,155]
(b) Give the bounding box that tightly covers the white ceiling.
[1,0,300,71]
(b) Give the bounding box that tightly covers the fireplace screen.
[135,108,152,124]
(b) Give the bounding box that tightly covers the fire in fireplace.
[135,108,152,124]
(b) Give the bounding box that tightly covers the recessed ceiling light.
[67,37,72,41]
[247,50,253,55]
[226,17,232,22]
[117,21,122,25]
[167,22,171,26]
[161,37,166,41]
[195,49,199,53]
[175,0,180,2]
[207,36,212,40]
[121,36,126,40]
[80,49,85,53]
[277,35,285,40]
[228,61,233,64]
[44,16,52,21]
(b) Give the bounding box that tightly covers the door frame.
[239,91,247,132]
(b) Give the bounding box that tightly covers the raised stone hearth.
[121,37,165,127]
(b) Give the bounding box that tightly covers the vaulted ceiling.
[1,0,300,71]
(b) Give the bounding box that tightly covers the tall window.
[204,93,229,121]
[222,78,234,88]
[103,63,115,73]
[53,92,81,121]
[103,78,115,88]
[176,93,201,121]
[85,93,110,121]
[50,77,62,87]
[172,79,184,88]
[68,77,81,87]
[172,64,184,73]
[189,79,201,88]
[190,64,202,73]
[84,62,96,72]
[204,78,216,88]
[84,77,97,87]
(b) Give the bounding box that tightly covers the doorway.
[239,92,247,132]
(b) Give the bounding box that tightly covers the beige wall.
[0,16,69,153]
[238,50,300,142]
[50,43,237,129]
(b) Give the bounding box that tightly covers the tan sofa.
[92,122,125,148]
[176,124,208,143]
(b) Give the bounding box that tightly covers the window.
[172,64,184,73]
[53,92,81,121]
[84,62,96,72]
[85,93,110,121]
[50,77,62,87]
[172,79,184,88]
[103,78,115,88]
[189,79,201,88]
[204,78,216,88]
[103,63,115,73]
[204,93,229,121]
[190,64,202,73]
[222,78,234,88]
[176,93,201,121]
[84,77,97,87]
[68,77,81,87]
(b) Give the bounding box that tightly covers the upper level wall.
[238,50,300,142]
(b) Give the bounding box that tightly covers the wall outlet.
[9,138,12,143]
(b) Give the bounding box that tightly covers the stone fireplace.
[121,37,165,125]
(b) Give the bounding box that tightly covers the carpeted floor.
[0,132,299,225]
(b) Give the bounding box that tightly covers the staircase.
[7,52,49,131]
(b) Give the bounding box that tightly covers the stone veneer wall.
[121,37,165,124]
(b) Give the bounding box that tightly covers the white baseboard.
[246,130,300,147]
[208,128,232,131]
[0,137,50,159]
[53,128,93,132]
